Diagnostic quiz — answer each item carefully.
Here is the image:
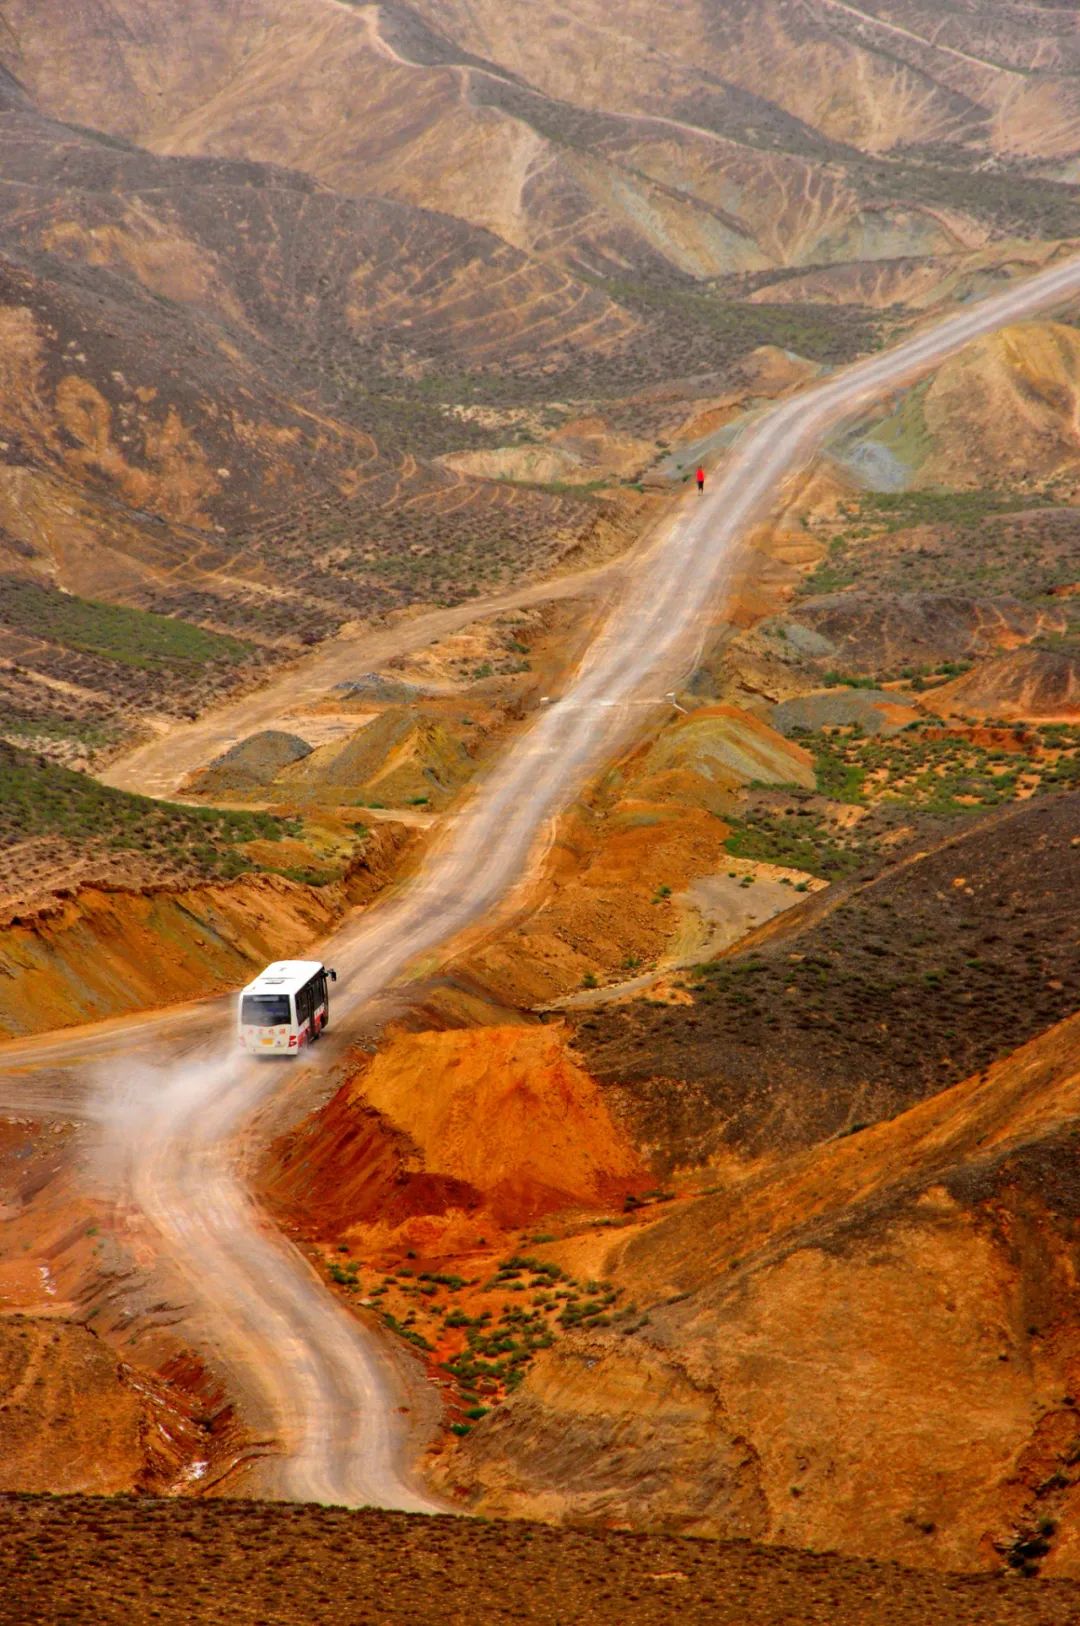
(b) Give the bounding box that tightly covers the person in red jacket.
[696,466,705,492]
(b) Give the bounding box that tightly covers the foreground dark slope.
[4,1496,1080,1626]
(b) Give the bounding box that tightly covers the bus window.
[241,994,292,1027]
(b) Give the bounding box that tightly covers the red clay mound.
[264,1025,644,1239]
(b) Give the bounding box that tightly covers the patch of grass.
[859,489,1042,531]
[0,578,250,671]
[496,477,610,497]
[811,738,867,803]
[822,672,881,690]
[0,712,120,750]
[723,811,862,879]
[591,275,881,367]
[0,743,298,878]
[807,723,1078,816]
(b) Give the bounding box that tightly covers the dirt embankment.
[0,1317,206,1496]
[926,647,1080,722]
[456,705,815,1009]
[0,823,410,1039]
[260,1024,653,1427]
[263,1024,644,1246]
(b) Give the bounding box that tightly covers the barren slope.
[5,0,1080,287]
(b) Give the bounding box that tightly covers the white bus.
[237,959,337,1055]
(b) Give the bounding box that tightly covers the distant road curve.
[8,250,1080,1510]
[101,560,622,801]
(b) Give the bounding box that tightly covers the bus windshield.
[241,994,292,1027]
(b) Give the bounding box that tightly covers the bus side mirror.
[328,968,337,982]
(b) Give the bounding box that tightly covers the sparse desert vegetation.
[319,1248,638,1417]
[7,1495,1080,1626]
[798,488,1078,610]
[805,720,1080,814]
[0,580,260,761]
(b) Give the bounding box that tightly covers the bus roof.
[240,960,326,998]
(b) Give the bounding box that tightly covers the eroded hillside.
[7,0,1080,282]
[4,0,1080,784]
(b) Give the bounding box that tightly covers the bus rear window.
[241,995,291,1027]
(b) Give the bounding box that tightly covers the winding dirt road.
[101,561,623,800]
[8,251,1080,1509]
